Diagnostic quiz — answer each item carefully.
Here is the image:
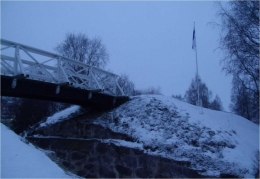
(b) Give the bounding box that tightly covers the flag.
[192,26,196,50]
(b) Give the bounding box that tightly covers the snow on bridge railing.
[0,39,125,96]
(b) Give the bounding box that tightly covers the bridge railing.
[0,39,125,96]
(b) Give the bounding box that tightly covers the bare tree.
[118,74,135,96]
[172,94,184,101]
[213,1,259,120]
[55,33,109,69]
[134,86,162,96]
[184,76,224,111]
[184,75,212,108]
[230,76,258,123]
[209,95,224,111]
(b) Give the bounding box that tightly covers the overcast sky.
[1,1,232,111]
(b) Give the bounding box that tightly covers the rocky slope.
[27,95,259,178]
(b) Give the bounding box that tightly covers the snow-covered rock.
[93,95,259,178]
[17,94,259,178]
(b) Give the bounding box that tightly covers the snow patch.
[1,123,74,178]
[94,95,259,178]
[40,105,80,127]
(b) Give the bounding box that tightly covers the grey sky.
[1,1,232,111]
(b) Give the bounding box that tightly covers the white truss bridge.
[1,39,128,109]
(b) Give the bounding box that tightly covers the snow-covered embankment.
[1,123,74,178]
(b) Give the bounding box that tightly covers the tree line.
[174,1,259,124]
[172,75,224,112]
[214,1,259,124]
[169,2,258,125]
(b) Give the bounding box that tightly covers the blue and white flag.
[192,26,196,50]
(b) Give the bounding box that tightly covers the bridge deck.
[1,39,130,109]
[1,75,129,110]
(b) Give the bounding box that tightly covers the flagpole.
[194,22,200,106]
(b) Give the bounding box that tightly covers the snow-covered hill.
[1,123,74,178]
[91,95,259,178]
[5,94,259,178]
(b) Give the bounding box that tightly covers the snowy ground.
[4,95,259,178]
[1,123,74,178]
[93,95,259,178]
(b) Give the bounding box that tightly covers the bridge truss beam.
[1,39,125,96]
[1,39,129,108]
